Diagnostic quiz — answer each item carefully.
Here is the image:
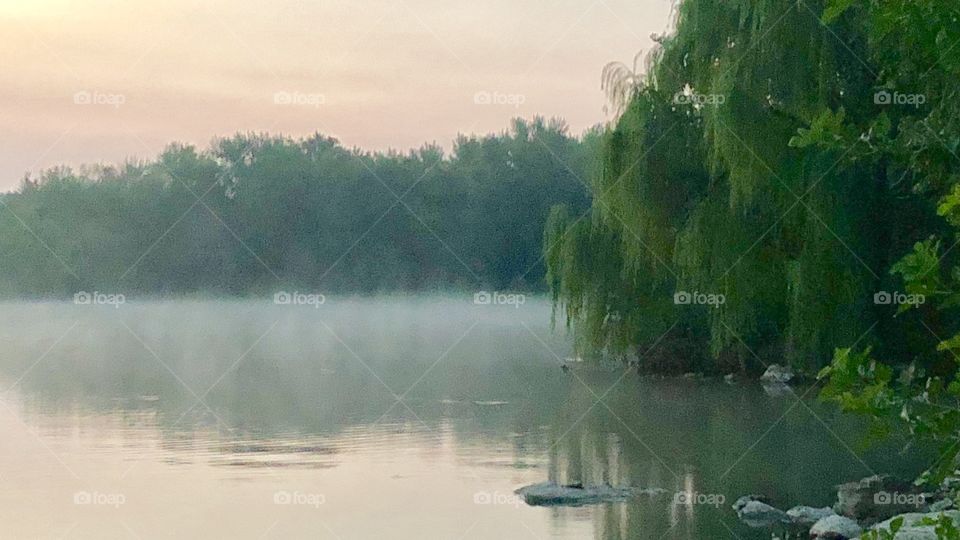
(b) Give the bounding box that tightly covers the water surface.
[0,298,920,538]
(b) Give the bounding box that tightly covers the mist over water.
[0,298,924,539]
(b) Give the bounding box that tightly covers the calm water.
[0,298,920,539]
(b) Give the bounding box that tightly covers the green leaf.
[938,334,960,354]
[822,0,856,23]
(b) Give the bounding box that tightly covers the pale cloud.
[0,0,673,189]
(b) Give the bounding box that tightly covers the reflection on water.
[0,298,923,538]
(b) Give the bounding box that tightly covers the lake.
[0,298,920,539]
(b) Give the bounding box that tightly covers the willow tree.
[546,0,911,372]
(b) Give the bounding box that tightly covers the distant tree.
[0,118,594,297]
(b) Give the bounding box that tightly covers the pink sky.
[0,0,673,190]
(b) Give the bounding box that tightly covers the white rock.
[733,494,768,512]
[514,482,662,507]
[810,515,861,539]
[736,500,790,528]
[786,505,836,526]
[760,364,794,384]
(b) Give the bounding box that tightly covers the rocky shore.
[735,474,959,539]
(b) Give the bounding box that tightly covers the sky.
[0,0,674,190]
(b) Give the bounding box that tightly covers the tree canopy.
[545,0,959,376]
[0,117,598,297]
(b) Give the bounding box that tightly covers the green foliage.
[859,514,960,540]
[859,515,904,539]
[934,514,960,540]
[817,347,895,415]
[822,0,857,23]
[0,118,597,296]
[788,108,854,151]
[545,0,898,371]
[809,0,960,488]
[891,239,944,310]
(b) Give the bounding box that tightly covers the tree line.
[0,117,597,297]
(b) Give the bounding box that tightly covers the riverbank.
[734,473,960,538]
